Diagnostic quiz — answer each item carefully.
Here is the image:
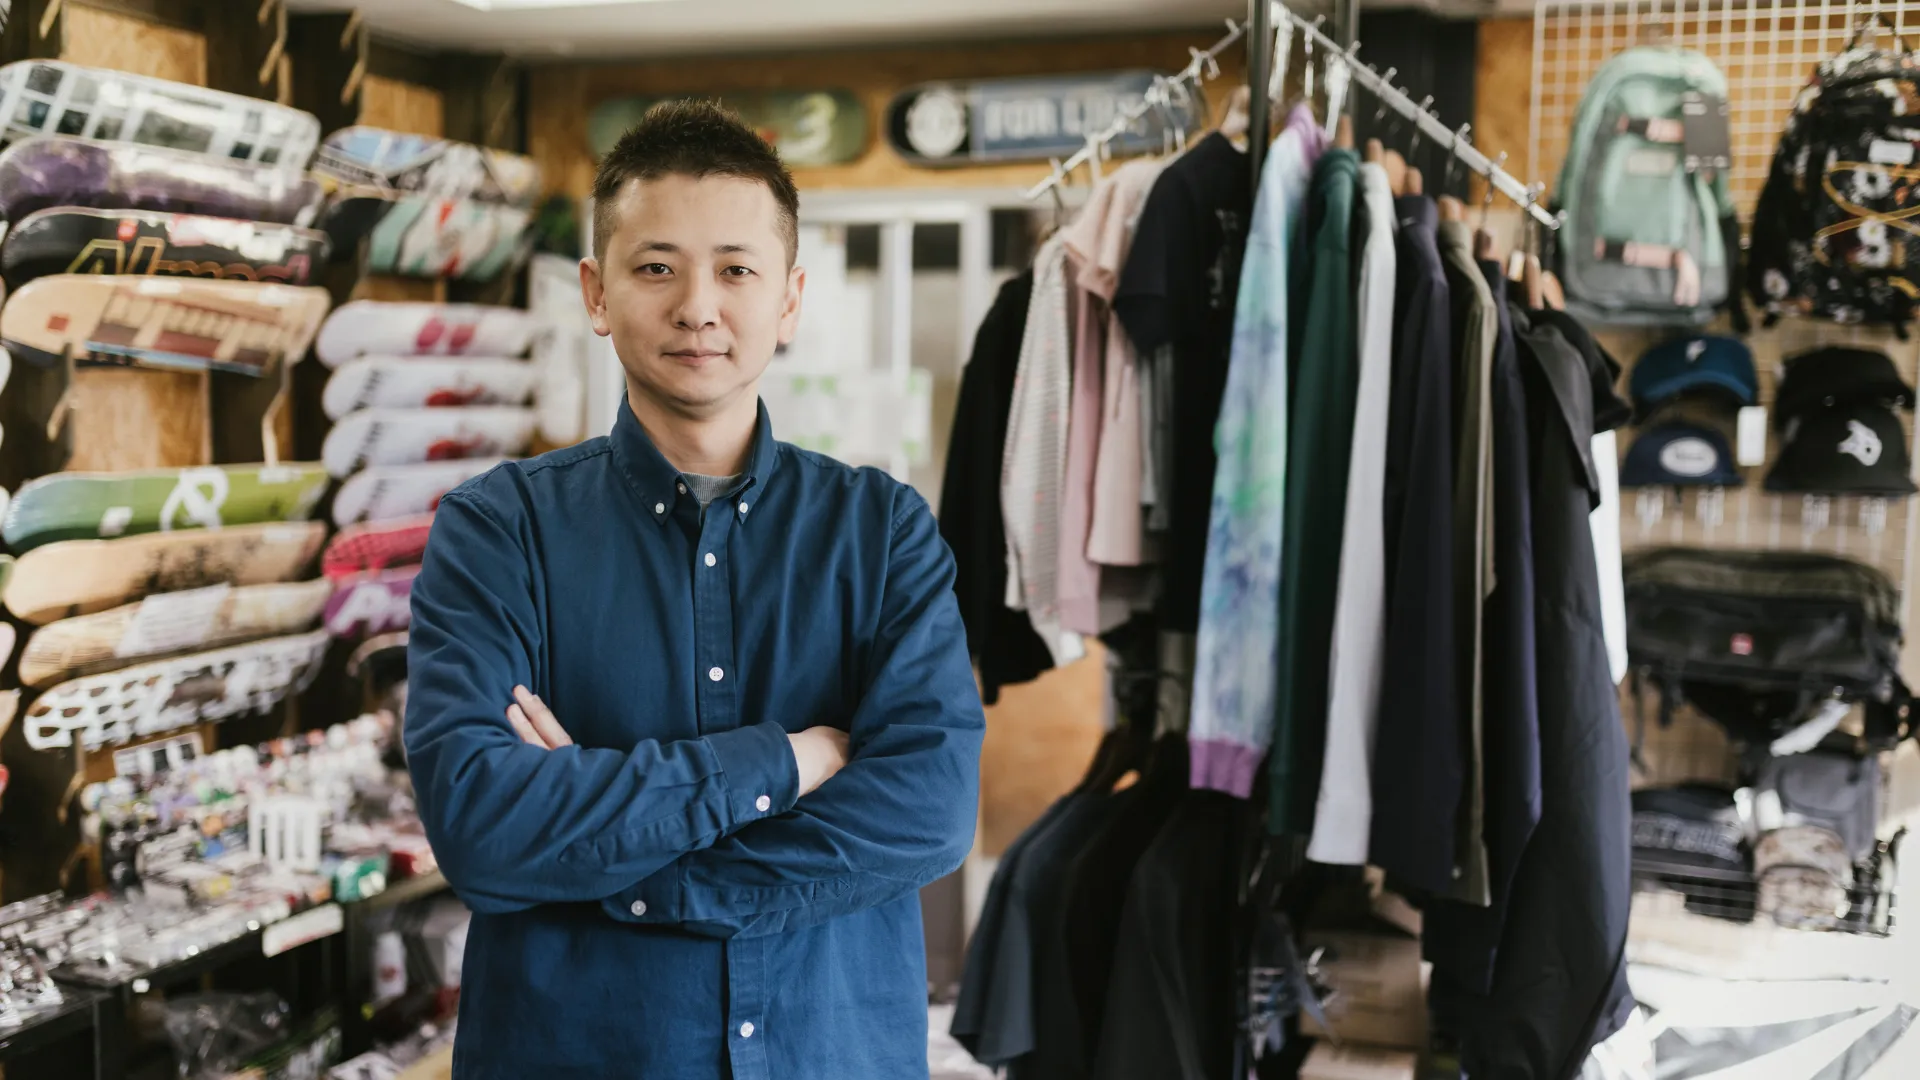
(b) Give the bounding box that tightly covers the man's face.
[581,173,803,419]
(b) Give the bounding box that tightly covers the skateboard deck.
[21,629,330,751]
[324,565,418,638]
[17,578,331,688]
[347,630,408,680]
[322,407,534,476]
[0,135,325,227]
[322,356,536,418]
[4,520,326,625]
[314,126,540,206]
[2,275,331,376]
[315,302,541,366]
[331,459,500,527]
[589,90,867,167]
[359,195,531,282]
[3,463,328,553]
[2,208,330,290]
[321,513,433,580]
[0,61,321,167]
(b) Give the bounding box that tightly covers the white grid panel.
[1526,2,1920,791]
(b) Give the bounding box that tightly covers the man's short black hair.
[590,98,800,265]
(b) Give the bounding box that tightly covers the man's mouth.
[665,348,728,361]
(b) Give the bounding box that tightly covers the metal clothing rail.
[1023,18,1247,202]
[1267,1,1559,228]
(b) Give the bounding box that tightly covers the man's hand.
[509,684,847,796]
[787,727,851,796]
[507,685,574,749]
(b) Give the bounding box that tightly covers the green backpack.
[1553,46,1742,328]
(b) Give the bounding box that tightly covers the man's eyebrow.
[630,241,760,256]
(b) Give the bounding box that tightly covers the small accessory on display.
[1628,335,1758,419]
[1764,401,1916,495]
[1772,346,1915,429]
[1621,422,1742,487]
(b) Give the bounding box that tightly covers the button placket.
[690,491,739,737]
[725,938,770,1079]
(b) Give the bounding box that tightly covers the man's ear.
[579,255,612,337]
[777,264,806,346]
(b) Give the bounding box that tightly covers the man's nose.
[672,274,721,330]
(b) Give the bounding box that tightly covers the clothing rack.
[1022,18,1247,202]
[1261,0,1559,229]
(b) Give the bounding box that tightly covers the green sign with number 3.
[588,90,869,167]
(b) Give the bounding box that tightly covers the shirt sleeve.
[404,488,802,915]
[606,489,986,938]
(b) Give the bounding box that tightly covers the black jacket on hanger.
[1457,304,1633,1080]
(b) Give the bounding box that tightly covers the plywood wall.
[355,75,447,304]
[526,30,1249,203]
[59,6,212,472]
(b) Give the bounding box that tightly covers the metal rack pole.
[1247,0,1273,183]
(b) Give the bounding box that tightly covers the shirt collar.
[611,396,780,525]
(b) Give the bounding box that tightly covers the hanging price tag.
[1737,406,1768,466]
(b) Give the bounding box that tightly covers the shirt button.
[704,552,716,567]
[739,1022,755,1039]
[630,900,647,917]
[755,795,771,812]
[709,666,724,682]
[738,501,750,514]
[677,483,687,494]
[653,502,665,514]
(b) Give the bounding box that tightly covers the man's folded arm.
[604,491,985,937]
[404,489,801,916]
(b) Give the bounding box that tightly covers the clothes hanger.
[1474,151,1506,261]
[1370,69,1408,193]
[1522,188,1547,309]
[1404,94,1432,198]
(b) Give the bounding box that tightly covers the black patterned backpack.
[1748,27,1920,330]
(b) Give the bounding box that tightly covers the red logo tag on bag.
[1730,633,1754,656]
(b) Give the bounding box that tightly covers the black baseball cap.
[1765,401,1917,495]
[1773,347,1914,431]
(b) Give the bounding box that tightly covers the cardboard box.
[1300,1041,1419,1080]
[1298,930,1427,1051]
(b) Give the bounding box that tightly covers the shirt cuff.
[1188,738,1262,798]
[704,720,802,829]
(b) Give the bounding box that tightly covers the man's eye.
[638,263,671,276]
[721,266,754,278]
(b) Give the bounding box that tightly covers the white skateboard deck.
[331,458,501,527]
[322,355,537,418]
[22,629,330,751]
[314,302,543,367]
[322,407,533,477]
[17,578,331,688]
[5,520,325,625]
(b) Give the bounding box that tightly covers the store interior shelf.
[360,871,449,914]
[0,988,104,1063]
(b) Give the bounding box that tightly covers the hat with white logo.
[1765,401,1916,495]
[1621,422,1742,487]
[1629,335,1758,421]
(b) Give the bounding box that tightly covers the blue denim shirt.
[404,398,984,1079]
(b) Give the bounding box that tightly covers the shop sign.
[885,70,1204,166]
[588,90,868,167]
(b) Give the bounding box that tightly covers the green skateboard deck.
[3,463,328,554]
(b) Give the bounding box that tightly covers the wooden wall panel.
[1473,18,1536,204]
[527,31,1248,203]
[978,647,1106,856]
[361,73,446,138]
[60,5,210,472]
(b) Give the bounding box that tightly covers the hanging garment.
[1002,232,1085,666]
[1435,218,1496,905]
[1056,247,1131,636]
[1368,195,1462,896]
[1450,302,1634,1080]
[939,269,1058,704]
[1188,107,1324,796]
[1425,267,1542,1008]
[1114,131,1255,634]
[1068,158,1164,569]
[1270,144,1363,836]
[1590,430,1629,684]
[1309,159,1397,864]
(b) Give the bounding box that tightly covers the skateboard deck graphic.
[589,90,867,167]
[21,629,330,751]
[3,208,330,289]
[3,463,328,553]
[17,578,331,688]
[315,302,541,366]
[2,276,331,376]
[321,513,433,580]
[0,136,325,227]
[325,566,418,638]
[331,459,500,527]
[314,127,540,206]
[322,356,536,418]
[4,521,325,625]
[359,195,531,282]
[0,61,321,166]
[322,407,534,476]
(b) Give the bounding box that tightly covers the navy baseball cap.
[1622,422,1742,487]
[1765,401,1917,495]
[1629,335,1758,420]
